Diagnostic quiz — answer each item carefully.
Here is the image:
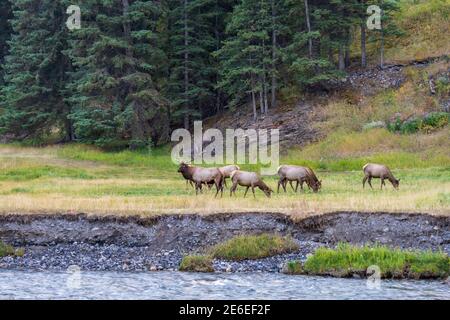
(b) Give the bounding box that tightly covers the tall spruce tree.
[0,0,71,141]
[216,0,277,119]
[166,0,225,128]
[66,0,169,148]
[282,0,343,90]
[0,0,12,86]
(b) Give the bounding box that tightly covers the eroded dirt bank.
[0,212,449,272]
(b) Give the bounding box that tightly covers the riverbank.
[0,212,448,273]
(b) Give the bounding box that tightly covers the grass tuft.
[283,260,304,275]
[0,241,23,258]
[211,234,299,261]
[302,243,450,279]
[179,255,214,273]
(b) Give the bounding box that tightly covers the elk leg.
[251,186,256,199]
[363,176,368,189]
[230,182,237,197]
[282,179,287,193]
[244,186,250,198]
[277,179,283,193]
[368,177,373,189]
[295,180,300,193]
[289,181,295,192]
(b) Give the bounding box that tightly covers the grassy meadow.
[0,130,449,218]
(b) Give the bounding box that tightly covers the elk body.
[230,170,273,198]
[219,165,241,188]
[277,165,321,193]
[363,163,400,190]
[178,163,224,197]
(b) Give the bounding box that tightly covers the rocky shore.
[0,212,449,273]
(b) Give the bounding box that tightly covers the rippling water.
[0,270,448,300]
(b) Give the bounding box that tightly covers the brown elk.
[363,163,400,190]
[277,165,321,193]
[218,165,240,188]
[230,170,273,198]
[178,163,224,197]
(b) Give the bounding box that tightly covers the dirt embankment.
[0,212,448,272]
[0,212,448,250]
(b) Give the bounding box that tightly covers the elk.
[277,165,321,193]
[230,170,273,198]
[363,163,400,190]
[178,163,195,188]
[218,165,241,188]
[178,163,224,197]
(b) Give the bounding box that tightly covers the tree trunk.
[380,14,384,68]
[345,33,351,68]
[304,0,313,59]
[183,0,190,129]
[214,0,222,114]
[263,80,269,114]
[271,0,277,109]
[361,21,367,68]
[251,75,257,121]
[338,45,345,71]
[259,83,264,114]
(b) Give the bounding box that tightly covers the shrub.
[388,112,449,134]
[179,255,214,273]
[211,234,299,261]
[422,112,449,130]
[400,118,422,134]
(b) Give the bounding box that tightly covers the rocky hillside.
[204,55,449,150]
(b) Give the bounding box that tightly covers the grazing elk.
[230,170,273,198]
[219,165,241,188]
[178,163,224,197]
[277,165,321,193]
[363,163,400,190]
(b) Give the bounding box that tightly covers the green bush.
[388,112,449,134]
[422,112,449,129]
[400,118,422,134]
[179,255,214,273]
[211,234,299,261]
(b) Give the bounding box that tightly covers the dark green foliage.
[388,112,449,134]
[66,0,170,148]
[0,0,403,147]
[0,0,12,85]
[422,112,449,129]
[0,0,71,141]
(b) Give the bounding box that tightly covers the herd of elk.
[177,162,400,198]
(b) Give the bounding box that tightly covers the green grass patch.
[283,261,304,275]
[56,144,177,171]
[0,241,23,258]
[302,243,450,279]
[179,255,214,273]
[0,166,93,181]
[210,234,299,261]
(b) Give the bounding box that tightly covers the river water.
[0,270,448,300]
